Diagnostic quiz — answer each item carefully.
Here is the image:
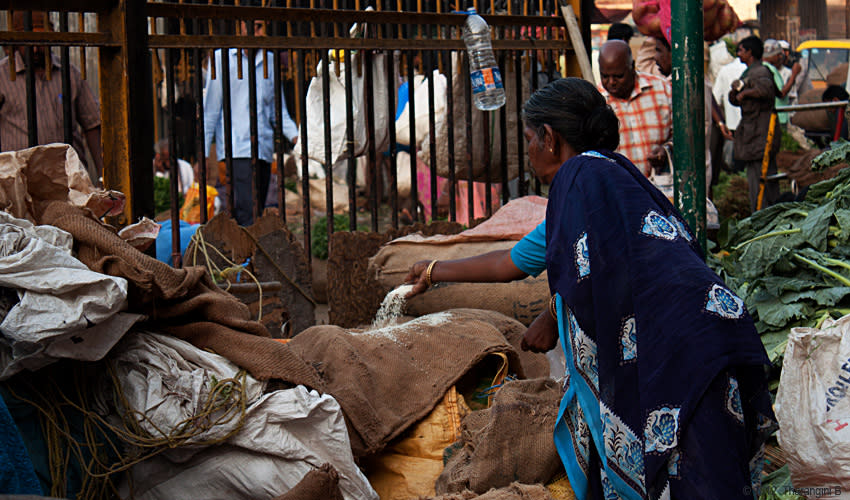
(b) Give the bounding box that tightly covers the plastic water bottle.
[462,8,506,111]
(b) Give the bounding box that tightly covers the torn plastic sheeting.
[0,211,136,380]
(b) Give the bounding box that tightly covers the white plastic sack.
[0,211,138,380]
[395,70,447,148]
[775,314,850,493]
[300,52,388,179]
[109,330,267,459]
[114,332,377,500]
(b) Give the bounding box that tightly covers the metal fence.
[0,0,587,267]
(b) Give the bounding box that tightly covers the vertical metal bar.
[482,110,492,217]
[23,12,37,147]
[515,49,525,196]
[220,46,235,216]
[321,49,334,245]
[365,51,378,232]
[672,0,706,252]
[195,21,208,224]
[499,50,508,204]
[298,48,313,266]
[59,12,73,146]
[248,46,261,223]
[6,11,15,83]
[166,48,182,267]
[273,46,286,223]
[406,49,416,224]
[345,48,356,230]
[463,52,474,226]
[179,0,188,84]
[385,50,398,229]
[99,0,155,223]
[427,50,437,220]
[209,0,216,80]
[236,1,243,80]
[78,12,87,81]
[445,50,456,222]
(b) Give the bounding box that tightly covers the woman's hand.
[404,259,433,298]
[521,310,559,353]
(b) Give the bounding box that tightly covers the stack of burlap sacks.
[360,196,575,499]
[2,143,570,500]
[287,308,570,500]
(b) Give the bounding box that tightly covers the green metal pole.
[672,0,706,254]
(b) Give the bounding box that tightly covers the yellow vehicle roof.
[797,40,850,51]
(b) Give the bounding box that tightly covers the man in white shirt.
[712,56,747,169]
[203,20,299,226]
[153,138,194,196]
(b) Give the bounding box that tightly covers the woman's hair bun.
[581,105,619,152]
[522,78,620,153]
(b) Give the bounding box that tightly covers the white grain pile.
[371,284,413,329]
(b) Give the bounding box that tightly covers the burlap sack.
[271,463,345,500]
[422,483,555,500]
[38,201,322,390]
[286,309,528,457]
[436,378,562,494]
[369,240,549,326]
[450,308,549,380]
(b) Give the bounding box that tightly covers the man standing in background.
[0,11,104,185]
[713,50,746,170]
[728,36,779,212]
[597,40,672,178]
[203,19,299,226]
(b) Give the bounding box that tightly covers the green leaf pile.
[812,139,850,171]
[712,167,850,366]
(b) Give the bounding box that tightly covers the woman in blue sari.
[407,77,776,499]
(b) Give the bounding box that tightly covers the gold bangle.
[549,295,558,321]
[424,260,438,288]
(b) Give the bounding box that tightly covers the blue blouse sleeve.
[510,221,547,277]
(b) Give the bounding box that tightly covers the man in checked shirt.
[0,11,104,186]
[597,40,672,179]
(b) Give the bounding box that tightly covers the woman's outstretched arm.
[404,249,529,298]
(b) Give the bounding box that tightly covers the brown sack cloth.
[452,308,549,380]
[38,201,321,390]
[286,309,529,457]
[271,463,345,500]
[437,378,562,494]
[421,483,554,500]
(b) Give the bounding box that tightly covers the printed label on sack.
[470,67,504,95]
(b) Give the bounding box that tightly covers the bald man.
[597,40,672,178]
[0,11,104,185]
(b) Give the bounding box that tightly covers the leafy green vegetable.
[310,214,366,259]
[811,139,850,171]
[154,175,185,215]
[759,465,805,499]
[711,168,850,376]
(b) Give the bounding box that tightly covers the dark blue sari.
[547,151,776,500]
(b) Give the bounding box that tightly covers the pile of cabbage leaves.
[712,167,850,369]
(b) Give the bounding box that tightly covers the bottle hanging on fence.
[462,8,506,111]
